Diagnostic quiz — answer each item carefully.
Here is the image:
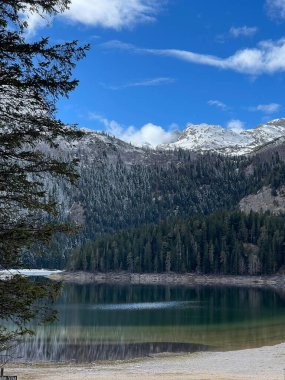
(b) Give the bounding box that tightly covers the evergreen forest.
[26,137,285,274]
[68,210,285,275]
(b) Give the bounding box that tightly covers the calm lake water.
[11,283,285,362]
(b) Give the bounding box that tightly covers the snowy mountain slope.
[160,119,285,156]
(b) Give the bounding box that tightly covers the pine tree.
[0,0,88,353]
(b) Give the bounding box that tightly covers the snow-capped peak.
[159,119,285,155]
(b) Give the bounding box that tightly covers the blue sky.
[27,0,285,146]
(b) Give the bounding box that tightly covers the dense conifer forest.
[27,139,285,272]
[68,210,285,275]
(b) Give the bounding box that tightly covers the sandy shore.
[49,271,285,289]
[6,343,285,380]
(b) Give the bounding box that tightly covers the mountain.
[29,132,248,267]
[26,119,285,269]
[160,118,285,156]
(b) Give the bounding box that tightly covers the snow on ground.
[0,269,63,278]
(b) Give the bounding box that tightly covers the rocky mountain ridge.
[160,118,285,156]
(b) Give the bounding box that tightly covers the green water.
[15,283,285,362]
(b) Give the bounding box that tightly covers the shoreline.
[6,342,285,380]
[5,271,285,379]
[49,271,285,289]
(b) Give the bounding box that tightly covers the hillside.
[25,121,285,269]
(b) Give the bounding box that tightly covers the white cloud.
[229,26,258,38]
[102,77,175,90]
[250,103,281,113]
[121,123,178,147]
[65,0,163,29]
[266,0,285,19]
[103,38,285,75]
[216,26,258,43]
[208,99,227,110]
[23,12,52,37]
[89,113,177,147]
[25,0,164,34]
[227,119,245,133]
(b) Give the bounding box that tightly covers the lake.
[10,282,285,362]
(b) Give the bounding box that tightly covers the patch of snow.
[0,269,63,279]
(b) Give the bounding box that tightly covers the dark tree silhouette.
[0,0,89,352]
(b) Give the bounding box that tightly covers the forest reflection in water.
[9,283,285,362]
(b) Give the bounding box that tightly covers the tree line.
[68,210,285,275]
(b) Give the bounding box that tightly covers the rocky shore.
[49,271,285,289]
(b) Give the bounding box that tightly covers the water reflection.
[90,301,201,311]
[6,283,285,362]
